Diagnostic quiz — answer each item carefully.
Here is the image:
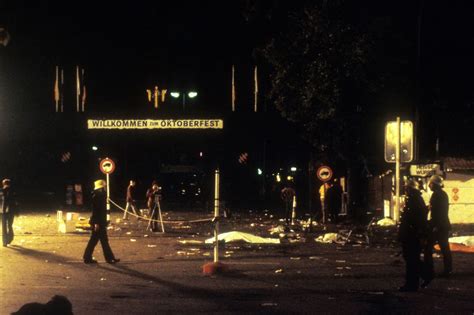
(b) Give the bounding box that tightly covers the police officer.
[398,179,428,292]
[423,175,452,283]
[83,180,120,264]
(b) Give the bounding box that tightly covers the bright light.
[276,174,281,182]
[188,91,198,98]
[290,166,297,172]
[92,146,98,151]
[199,151,203,157]
[287,175,294,181]
[257,168,263,175]
[170,92,180,98]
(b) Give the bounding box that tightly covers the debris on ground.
[205,231,280,244]
[178,240,203,245]
[315,233,340,244]
[376,217,396,226]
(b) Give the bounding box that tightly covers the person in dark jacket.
[423,175,452,282]
[326,179,343,224]
[1,178,17,247]
[280,181,296,225]
[146,181,162,232]
[83,180,120,264]
[123,180,139,220]
[398,179,428,292]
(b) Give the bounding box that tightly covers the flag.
[232,65,235,112]
[60,68,64,112]
[254,65,258,112]
[81,68,86,112]
[76,66,81,112]
[54,66,60,112]
[154,86,159,108]
[161,89,167,102]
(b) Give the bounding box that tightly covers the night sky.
[0,1,474,205]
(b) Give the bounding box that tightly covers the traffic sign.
[99,158,116,174]
[316,165,333,182]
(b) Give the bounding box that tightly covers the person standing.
[146,181,162,232]
[423,175,452,282]
[326,179,342,224]
[398,179,428,292]
[123,180,139,220]
[1,179,17,247]
[318,182,330,224]
[83,179,120,264]
[280,182,296,225]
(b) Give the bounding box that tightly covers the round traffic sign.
[99,158,116,175]
[316,165,333,182]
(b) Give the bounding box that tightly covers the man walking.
[123,180,139,220]
[83,179,120,264]
[423,175,452,284]
[1,179,17,247]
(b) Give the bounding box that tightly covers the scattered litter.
[309,256,321,260]
[205,231,280,244]
[334,273,344,277]
[447,287,461,291]
[274,284,279,287]
[126,232,132,235]
[290,257,301,260]
[100,278,107,281]
[203,252,211,256]
[144,235,149,238]
[336,260,346,263]
[45,260,49,263]
[178,240,203,245]
[147,245,157,248]
[130,239,137,242]
[261,302,278,307]
[345,267,352,270]
[177,251,186,255]
[115,218,121,223]
[275,269,284,273]
[64,276,71,280]
[376,217,396,226]
[315,233,339,244]
[269,225,286,235]
[336,267,344,270]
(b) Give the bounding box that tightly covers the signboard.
[99,158,116,175]
[384,120,413,163]
[316,166,333,182]
[88,119,224,130]
[409,164,440,177]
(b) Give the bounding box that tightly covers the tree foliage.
[256,2,373,157]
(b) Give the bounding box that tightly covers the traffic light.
[384,120,413,163]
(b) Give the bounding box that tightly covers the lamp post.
[170,91,198,111]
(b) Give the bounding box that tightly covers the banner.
[87,119,224,130]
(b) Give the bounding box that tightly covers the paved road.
[1,210,474,314]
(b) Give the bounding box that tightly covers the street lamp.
[170,91,198,111]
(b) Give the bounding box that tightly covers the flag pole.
[254,65,258,113]
[76,65,80,113]
[54,66,59,112]
[232,65,235,112]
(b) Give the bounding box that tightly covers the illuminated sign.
[384,120,413,163]
[87,119,223,130]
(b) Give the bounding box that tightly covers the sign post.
[395,117,401,223]
[99,158,116,221]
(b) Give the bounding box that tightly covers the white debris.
[449,236,474,247]
[376,217,396,226]
[205,231,280,244]
[315,233,339,243]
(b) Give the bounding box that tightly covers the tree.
[255,2,373,160]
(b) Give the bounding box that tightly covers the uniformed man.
[83,179,120,264]
[398,179,428,292]
[423,175,452,285]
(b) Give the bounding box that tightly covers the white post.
[291,195,296,225]
[395,116,401,222]
[214,169,220,263]
[106,173,111,222]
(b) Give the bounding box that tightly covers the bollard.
[203,169,228,275]
[291,195,296,225]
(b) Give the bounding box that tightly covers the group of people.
[83,179,164,264]
[398,174,452,292]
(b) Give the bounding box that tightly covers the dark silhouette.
[11,295,73,315]
[398,179,428,292]
[423,175,452,287]
[1,178,18,247]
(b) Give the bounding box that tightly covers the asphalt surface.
[1,209,474,314]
